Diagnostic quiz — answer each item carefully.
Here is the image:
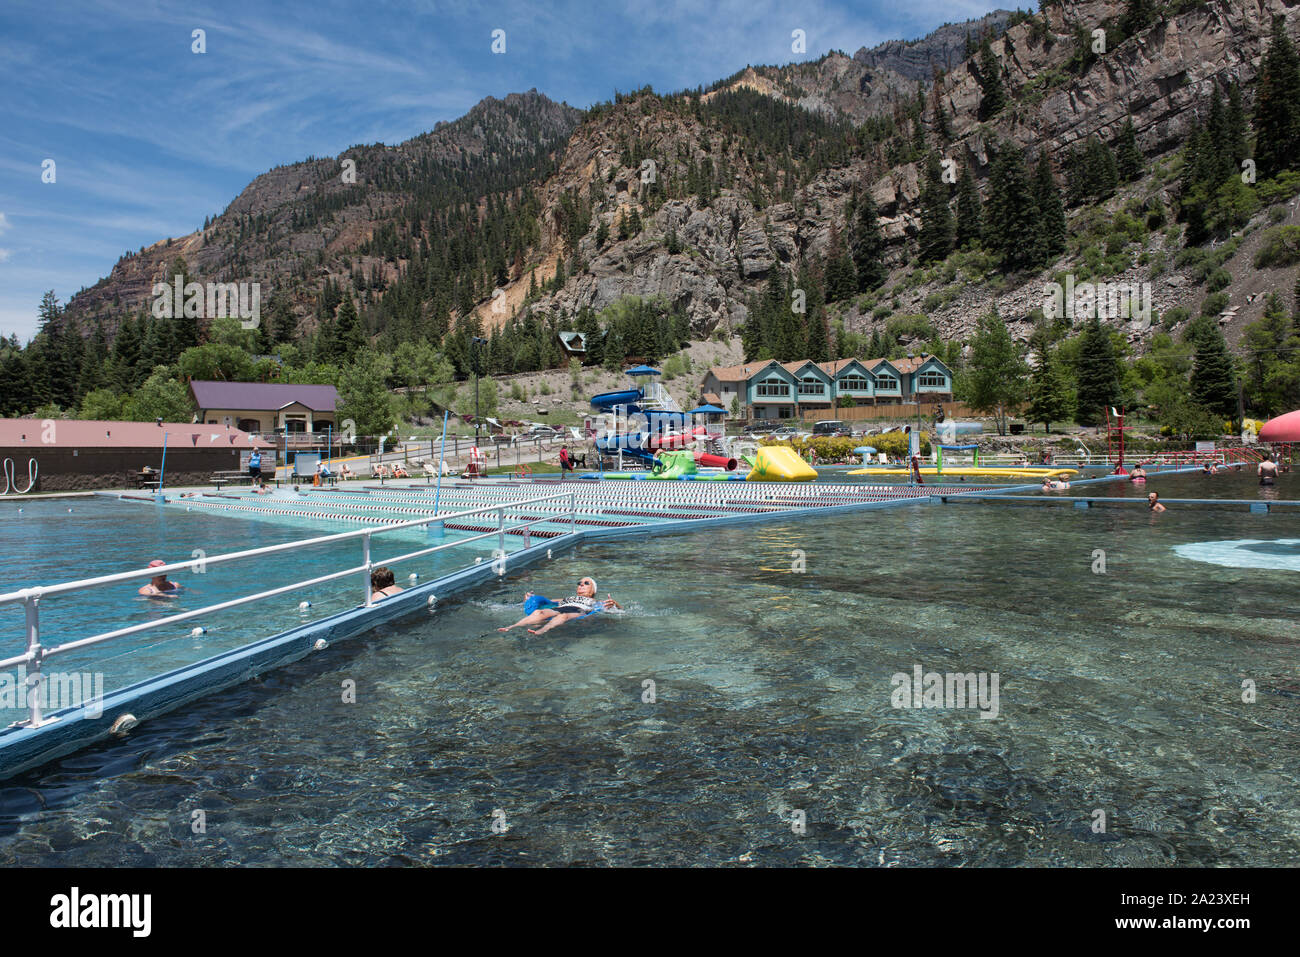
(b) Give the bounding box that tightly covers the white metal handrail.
[1,490,577,728]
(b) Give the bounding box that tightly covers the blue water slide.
[590,388,643,411]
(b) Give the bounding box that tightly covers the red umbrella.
[1259,410,1300,442]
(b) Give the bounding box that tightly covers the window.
[798,378,825,395]
[876,374,898,391]
[918,371,947,389]
[756,378,790,397]
[778,407,793,419]
[237,418,261,433]
[837,375,870,391]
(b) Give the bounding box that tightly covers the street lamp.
[471,336,488,445]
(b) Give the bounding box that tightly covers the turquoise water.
[0,496,518,718]
[0,472,1297,865]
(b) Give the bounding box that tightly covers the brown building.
[0,419,273,493]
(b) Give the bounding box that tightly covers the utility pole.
[472,335,488,445]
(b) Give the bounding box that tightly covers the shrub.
[1253,226,1300,269]
[1200,292,1229,316]
[1205,267,1233,292]
[1161,306,1190,330]
[1257,171,1300,206]
[759,432,930,459]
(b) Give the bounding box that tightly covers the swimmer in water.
[1147,491,1166,513]
[369,566,404,602]
[1041,477,1070,491]
[138,559,180,597]
[1259,454,1279,486]
[498,577,621,635]
[1130,464,1147,480]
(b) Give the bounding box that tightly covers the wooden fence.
[795,402,989,423]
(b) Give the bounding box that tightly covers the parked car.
[523,425,563,439]
[812,419,849,437]
[768,426,800,438]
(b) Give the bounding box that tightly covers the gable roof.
[706,360,779,382]
[0,419,272,450]
[190,381,338,412]
[781,360,832,380]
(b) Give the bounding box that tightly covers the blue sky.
[0,0,1005,341]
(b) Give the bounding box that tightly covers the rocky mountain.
[852,10,1012,79]
[56,0,1300,361]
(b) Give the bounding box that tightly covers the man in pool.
[1147,491,1166,513]
[1259,454,1279,486]
[498,577,621,635]
[1130,464,1147,480]
[138,559,180,597]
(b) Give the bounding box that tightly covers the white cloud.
[0,249,11,263]
[0,212,8,236]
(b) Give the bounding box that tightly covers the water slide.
[590,389,643,411]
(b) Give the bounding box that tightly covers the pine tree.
[984,142,1036,269]
[1189,318,1239,420]
[335,295,366,358]
[977,37,1007,120]
[851,193,887,291]
[1255,16,1300,178]
[799,265,829,362]
[1114,118,1144,181]
[917,151,955,263]
[1031,151,1067,266]
[1225,83,1248,171]
[1074,317,1122,426]
[1027,347,1075,432]
[955,163,983,248]
[930,78,953,144]
[824,225,857,303]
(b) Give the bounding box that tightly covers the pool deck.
[0,465,1227,781]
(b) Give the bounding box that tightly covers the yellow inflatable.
[747,446,818,482]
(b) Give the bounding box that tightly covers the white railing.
[0,491,578,729]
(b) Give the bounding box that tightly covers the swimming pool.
[0,471,1296,865]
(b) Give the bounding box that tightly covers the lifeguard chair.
[462,446,487,478]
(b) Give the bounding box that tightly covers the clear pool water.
[0,471,1296,866]
[0,496,518,719]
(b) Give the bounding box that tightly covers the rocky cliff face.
[58,1,1300,353]
[516,0,1300,345]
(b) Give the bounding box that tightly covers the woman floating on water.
[499,577,621,635]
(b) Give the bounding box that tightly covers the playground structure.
[588,367,816,481]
